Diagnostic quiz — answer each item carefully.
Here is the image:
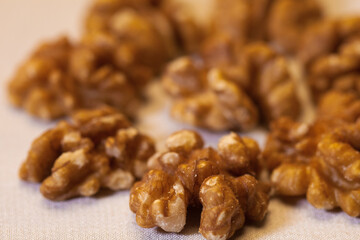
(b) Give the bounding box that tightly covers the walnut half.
[129,130,269,239]
[19,107,155,201]
[263,117,360,217]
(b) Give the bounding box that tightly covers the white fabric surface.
[1,0,360,239]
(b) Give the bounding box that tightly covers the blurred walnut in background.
[206,0,323,53]
[300,17,360,102]
[19,107,155,201]
[8,36,141,119]
[130,130,269,239]
[163,42,300,131]
[84,0,177,70]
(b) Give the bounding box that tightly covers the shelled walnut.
[19,107,155,201]
[271,121,360,217]
[7,36,143,120]
[209,0,323,53]
[263,116,360,217]
[8,0,178,120]
[317,91,360,124]
[130,130,269,239]
[162,42,300,131]
[267,0,323,53]
[7,37,77,119]
[199,175,269,240]
[300,17,360,101]
[84,0,177,73]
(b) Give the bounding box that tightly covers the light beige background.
[1,0,360,239]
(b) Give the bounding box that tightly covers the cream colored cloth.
[1,0,360,239]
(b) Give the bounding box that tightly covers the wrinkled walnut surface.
[7,35,143,120]
[209,0,323,53]
[130,130,269,239]
[162,42,300,131]
[263,116,360,217]
[19,107,155,201]
[300,17,360,101]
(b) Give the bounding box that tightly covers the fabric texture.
[1,0,360,239]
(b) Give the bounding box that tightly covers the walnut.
[159,0,204,53]
[84,0,177,63]
[199,175,269,240]
[267,0,323,53]
[261,117,334,172]
[130,130,268,238]
[7,36,142,119]
[7,37,77,119]
[162,42,300,131]
[209,0,323,53]
[300,17,360,101]
[19,107,155,201]
[317,91,360,124]
[8,0,179,120]
[263,116,360,217]
[271,121,360,217]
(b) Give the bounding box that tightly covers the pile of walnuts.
[11,0,360,239]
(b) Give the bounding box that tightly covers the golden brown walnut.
[159,0,203,53]
[7,36,142,119]
[263,116,360,217]
[300,17,360,101]
[8,0,179,120]
[261,117,335,172]
[209,0,323,53]
[84,0,177,63]
[317,91,360,124]
[162,42,300,131]
[19,107,155,201]
[130,130,268,239]
[271,121,360,217]
[267,0,323,53]
[199,175,269,240]
[7,37,77,119]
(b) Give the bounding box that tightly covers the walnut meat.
[7,36,142,119]
[19,107,155,201]
[7,37,77,119]
[263,116,360,217]
[130,130,268,239]
[162,42,300,131]
[84,0,177,63]
[271,122,360,217]
[199,175,269,240]
[209,0,323,53]
[317,91,360,124]
[267,0,323,53]
[300,17,360,101]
